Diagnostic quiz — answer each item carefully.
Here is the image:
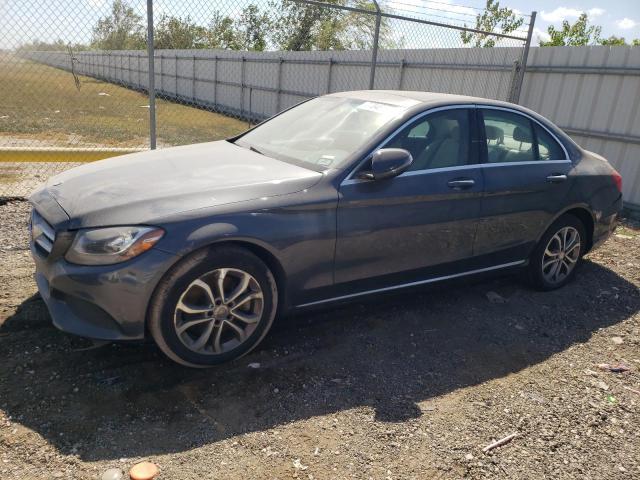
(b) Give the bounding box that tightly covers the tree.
[272,0,333,51]
[540,13,601,46]
[272,0,396,51]
[460,0,524,48]
[336,0,397,50]
[237,5,271,51]
[16,39,88,52]
[598,35,640,46]
[207,12,242,50]
[599,35,627,46]
[91,0,145,50]
[154,15,209,49]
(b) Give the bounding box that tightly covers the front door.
[334,107,484,289]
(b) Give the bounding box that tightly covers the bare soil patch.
[1,199,639,479]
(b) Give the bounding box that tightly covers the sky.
[1,0,640,49]
[527,1,640,44]
[385,0,640,45]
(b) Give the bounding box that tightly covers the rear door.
[334,106,485,288]
[475,107,573,264]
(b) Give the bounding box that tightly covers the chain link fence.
[0,0,533,198]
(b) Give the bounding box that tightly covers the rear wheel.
[149,246,278,367]
[529,214,586,290]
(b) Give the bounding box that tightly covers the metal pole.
[192,56,196,101]
[512,11,536,104]
[277,57,283,112]
[241,56,246,119]
[248,87,253,128]
[398,59,405,90]
[146,0,157,150]
[213,55,218,106]
[507,60,520,103]
[369,0,381,90]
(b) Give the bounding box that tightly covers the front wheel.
[148,246,278,367]
[529,214,586,291]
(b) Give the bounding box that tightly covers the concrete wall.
[24,45,640,208]
[25,47,522,119]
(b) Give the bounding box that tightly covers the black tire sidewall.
[149,247,277,367]
[530,214,586,291]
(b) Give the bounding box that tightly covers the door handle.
[546,174,567,183]
[447,178,475,189]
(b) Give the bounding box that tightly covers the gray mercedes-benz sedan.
[29,91,622,367]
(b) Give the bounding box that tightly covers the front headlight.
[65,226,164,265]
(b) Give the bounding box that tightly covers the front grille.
[31,209,56,255]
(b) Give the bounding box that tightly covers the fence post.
[213,55,218,107]
[511,11,536,104]
[146,0,157,150]
[398,59,405,90]
[326,57,333,94]
[507,60,520,103]
[277,57,283,112]
[248,87,253,128]
[241,56,246,119]
[192,56,196,101]
[369,0,381,90]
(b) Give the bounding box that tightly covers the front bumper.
[32,241,178,341]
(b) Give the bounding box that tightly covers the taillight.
[612,169,622,193]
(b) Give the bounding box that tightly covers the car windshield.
[234,96,406,170]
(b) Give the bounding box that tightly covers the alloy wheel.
[173,268,264,355]
[541,226,581,285]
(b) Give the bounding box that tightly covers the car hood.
[39,141,323,228]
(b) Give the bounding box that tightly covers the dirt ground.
[0,198,639,479]
[0,162,85,198]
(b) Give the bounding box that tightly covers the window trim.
[341,104,571,187]
[477,105,570,163]
[342,104,475,184]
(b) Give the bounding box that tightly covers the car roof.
[326,89,582,160]
[328,89,519,110]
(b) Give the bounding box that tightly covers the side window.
[407,122,430,139]
[534,123,566,160]
[386,109,471,171]
[481,110,535,163]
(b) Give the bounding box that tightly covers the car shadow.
[1,259,638,461]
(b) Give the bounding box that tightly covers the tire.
[148,246,278,367]
[529,214,586,291]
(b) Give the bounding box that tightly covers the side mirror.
[358,148,413,181]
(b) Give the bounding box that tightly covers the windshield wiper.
[249,146,263,155]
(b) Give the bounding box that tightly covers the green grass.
[0,56,247,152]
[616,224,639,237]
[0,173,19,184]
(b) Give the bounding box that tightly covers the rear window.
[480,109,566,163]
[534,123,565,160]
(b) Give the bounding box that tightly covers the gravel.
[1,198,639,479]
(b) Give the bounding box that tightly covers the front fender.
[152,192,338,306]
